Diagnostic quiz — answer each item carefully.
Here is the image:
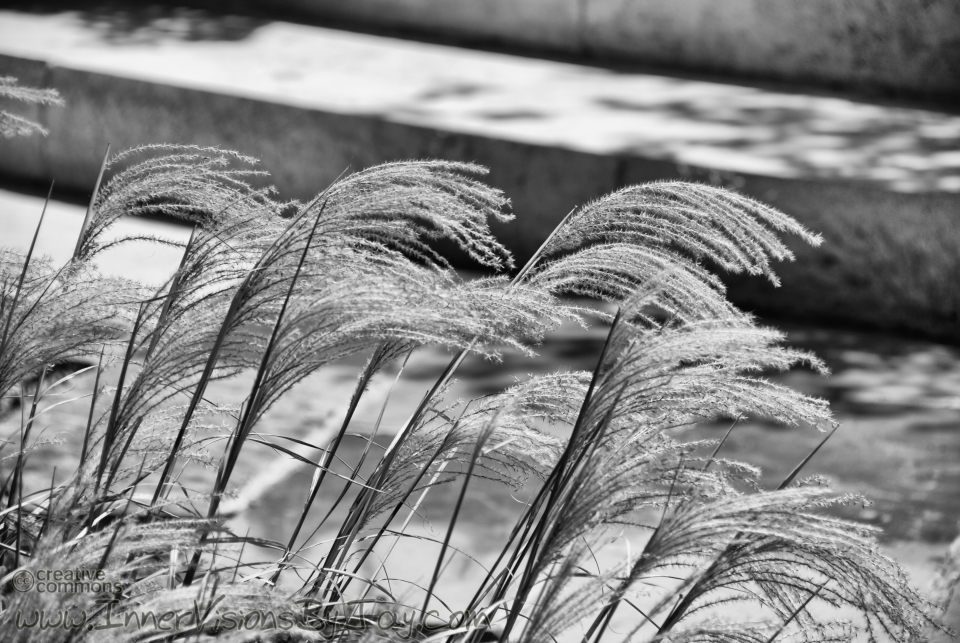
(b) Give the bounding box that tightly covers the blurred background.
[2,1,959,638]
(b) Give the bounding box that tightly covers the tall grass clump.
[0,79,944,642]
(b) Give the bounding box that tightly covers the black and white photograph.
[1,1,958,641]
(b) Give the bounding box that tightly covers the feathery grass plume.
[470,193,929,643]
[482,290,831,600]
[0,77,63,138]
[227,159,541,423]
[581,317,831,438]
[73,146,286,486]
[0,253,141,398]
[0,140,941,643]
[525,182,822,333]
[71,144,280,264]
[314,160,515,271]
[640,487,934,641]
[534,182,822,283]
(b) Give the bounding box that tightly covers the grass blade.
[73,143,110,259]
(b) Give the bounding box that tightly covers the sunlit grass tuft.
[0,79,945,643]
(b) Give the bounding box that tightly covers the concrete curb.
[1,50,959,342]
[216,0,960,99]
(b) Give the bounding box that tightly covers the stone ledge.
[191,0,960,99]
[1,10,959,341]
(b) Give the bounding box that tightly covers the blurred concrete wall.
[263,0,960,98]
